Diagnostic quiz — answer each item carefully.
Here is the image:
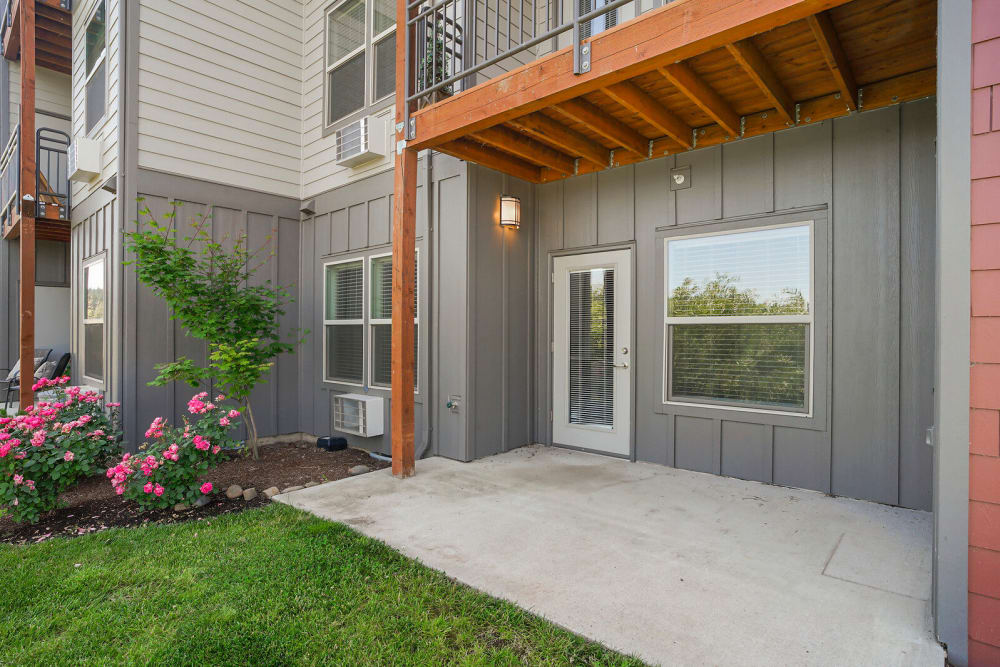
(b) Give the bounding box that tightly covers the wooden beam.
[19,0,35,409]
[438,139,542,183]
[391,0,415,478]
[508,113,610,168]
[409,0,854,149]
[603,81,692,149]
[659,63,741,137]
[725,39,796,124]
[540,67,937,183]
[806,11,857,110]
[472,125,576,175]
[554,98,649,156]
[3,0,21,60]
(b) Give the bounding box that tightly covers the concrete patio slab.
[276,445,944,666]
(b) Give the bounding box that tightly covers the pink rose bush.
[0,377,122,523]
[112,392,241,510]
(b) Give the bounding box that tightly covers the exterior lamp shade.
[500,195,521,229]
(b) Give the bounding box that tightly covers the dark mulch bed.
[0,442,389,546]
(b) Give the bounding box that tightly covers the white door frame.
[551,248,633,456]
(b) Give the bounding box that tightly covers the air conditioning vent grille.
[334,115,386,167]
[332,393,384,437]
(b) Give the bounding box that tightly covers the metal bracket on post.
[407,117,415,140]
[572,0,589,74]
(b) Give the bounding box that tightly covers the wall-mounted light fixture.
[499,194,521,229]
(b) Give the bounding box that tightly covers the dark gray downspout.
[415,150,433,459]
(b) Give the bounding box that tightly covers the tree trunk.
[243,400,260,460]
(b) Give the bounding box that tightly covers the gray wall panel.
[774,121,832,211]
[533,99,936,509]
[830,107,901,505]
[368,196,390,247]
[634,157,671,465]
[563,173,597,248]
[772,426,830,492]
[675,146,721,224]
[722,134,774,218]
[597,165,635,244]
[674,415,715,474]
[721,421,772,483]
[348,203,367,249]
[899,99,936,511]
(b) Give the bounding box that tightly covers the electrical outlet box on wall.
[68,138,101,182]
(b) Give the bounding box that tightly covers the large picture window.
[322,251,418,389]
[82,257,105,383]
[663,223,812,413]
[325,0,396,127]
[84,0,107,134]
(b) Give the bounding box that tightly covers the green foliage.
[0,505,645,665]
[123,201,306,456]
[0,379,122,524]
[110,393,242,510]
[668,274,807,409]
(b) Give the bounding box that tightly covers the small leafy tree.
[124,201,306,458]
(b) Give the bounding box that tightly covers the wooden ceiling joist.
[603,81,693,149]
[509,113,611,168]
[807,11,858,110]
[407,0,935,185]
[725,39,796,124]
[439,138,543,183]
[473,125,576,175]
[659,63,741,138]
[555,98,650,157]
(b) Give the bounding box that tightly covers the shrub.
[0,377,122,524]
[110,392,242,510]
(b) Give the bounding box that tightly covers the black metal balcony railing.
[0,125,71,230]
[404,0,638,124]
[36,127,69,220]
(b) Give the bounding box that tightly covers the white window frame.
[323,256,366,386]
[370,3,396,105]
[367,250,418,392]
[661,220,815,417]
[84,0,108,136]
[324,0,397,129]
[81,255,106,385]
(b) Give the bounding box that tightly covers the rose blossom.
[64,450,75,462]
[200,482,213,494]
[153,484,164,497]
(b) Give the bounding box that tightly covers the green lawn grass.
[0,504,644,666]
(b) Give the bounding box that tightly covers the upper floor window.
[84,0,107,134]
[325,0,396,127]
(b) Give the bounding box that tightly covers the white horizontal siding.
[8,62,73,120]
[72,0,121,204]
[301,0,395,200]
[136,0,303,198]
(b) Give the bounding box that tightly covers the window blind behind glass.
[568,269,615,427]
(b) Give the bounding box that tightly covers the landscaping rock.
[348,465,370,476]
[173,504,189,512]
[242,488,258,501]
[194,495,211,508]
[263,486,280,499]
[225,484,243,499]
[282,485,304,494]
[304,481,318,488]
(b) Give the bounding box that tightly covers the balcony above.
[404,0,936,183]
[2,0,72,75]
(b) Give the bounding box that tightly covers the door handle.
[612,361,629,369]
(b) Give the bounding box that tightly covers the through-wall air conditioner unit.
[334,116,386,167]
[332,393,384,437]
[68,138,101,182]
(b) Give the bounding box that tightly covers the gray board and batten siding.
[107,170,301,448]
[533,99,936,511]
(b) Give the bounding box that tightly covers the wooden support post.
[391,0,416,477]
[18,0,35,409]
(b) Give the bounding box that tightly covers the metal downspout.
[415,151,433,460]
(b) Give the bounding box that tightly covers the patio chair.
[0,348,53,411]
